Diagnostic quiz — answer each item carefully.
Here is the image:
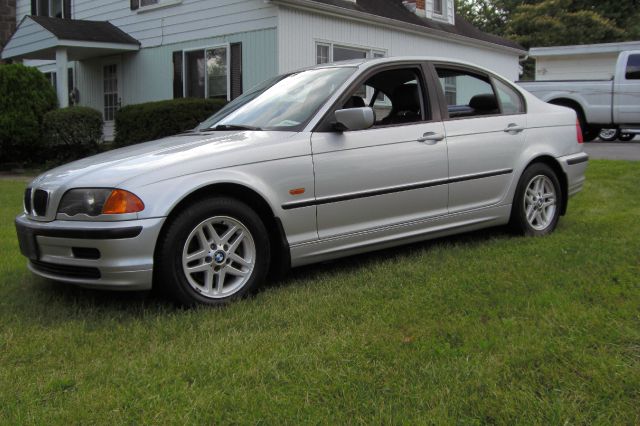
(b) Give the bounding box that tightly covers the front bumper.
[15,215,166,290]
[559,152,589,198]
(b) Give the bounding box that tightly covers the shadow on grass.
[18,225,515,320]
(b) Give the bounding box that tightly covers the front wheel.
[156,197,270,306]
[510,163,563,236]
[619,133,636,142]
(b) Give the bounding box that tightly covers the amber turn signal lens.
[102,190,145,214]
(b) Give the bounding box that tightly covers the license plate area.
[16,224,39,260]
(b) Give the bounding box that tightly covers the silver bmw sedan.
[16,57,589,306]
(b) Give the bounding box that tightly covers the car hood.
[29,130,304,190]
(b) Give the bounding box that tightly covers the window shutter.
[63,0,71,18]
[172,51,183,98]
[130,0,139,10]
[31,0,37,15]
[230,43,243,100]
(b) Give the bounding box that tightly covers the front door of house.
[102,61,122,141]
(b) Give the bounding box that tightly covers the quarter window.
[436,68,499,118]
[493,78,525,114]
[626,54,640,80]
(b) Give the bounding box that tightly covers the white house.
[531,40,640,81]
[1,0,524,139]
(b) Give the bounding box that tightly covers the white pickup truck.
[519,51,640,141]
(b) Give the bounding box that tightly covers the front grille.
[24,188,32,214]
[33,189,49,216]
[31,260,101,280]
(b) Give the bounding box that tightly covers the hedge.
[114,98,226,147]
[42,107,103,165]
[0,64,57,165]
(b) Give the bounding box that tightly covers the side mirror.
[334,107,375,132]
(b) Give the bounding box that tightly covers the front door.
[102,61,122,141]
[312,65,449,239]
[435,65,526,213]
[613,52,640,125]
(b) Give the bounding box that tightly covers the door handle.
[417,132,445,144]
[504,123,525,134]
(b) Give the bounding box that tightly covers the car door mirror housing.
[333,107,375,132]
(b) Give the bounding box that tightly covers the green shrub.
[42,107,103,165]
[114,98,226,147]
[0,63,58,165]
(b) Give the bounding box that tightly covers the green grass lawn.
[1,160,639,424]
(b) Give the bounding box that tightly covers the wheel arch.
[154,182,290,283]
[523,155,569,216]
[546,98,586,123]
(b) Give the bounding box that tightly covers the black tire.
[583,126,599,142]
[155,197,270,306]
[619,133,635,142]
[599,128,620,142]
[510,163,563,236]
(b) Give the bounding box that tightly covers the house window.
[433,0,443,15]
[316,44,330,65]
[103,64,119,121]
[32,0,70,18]
[176,44,242,101]
[43,68,74,102]
[315,42,386,65]
[443,76,457,105]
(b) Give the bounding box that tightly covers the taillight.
[576,119,584,144]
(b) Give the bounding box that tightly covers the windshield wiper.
[201,124,262,132]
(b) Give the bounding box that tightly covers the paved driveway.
[584,141,640,161]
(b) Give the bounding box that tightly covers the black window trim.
[429,61,527,121]
[313,61,443,133]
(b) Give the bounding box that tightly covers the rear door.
[614,52,640,125]
[311,64,449,239]
[434,65,526,213]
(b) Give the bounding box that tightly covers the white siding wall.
[277,7,520,81]
[16,0,278,48]
[535,54,619,81]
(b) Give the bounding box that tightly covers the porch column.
[55,47,69,108]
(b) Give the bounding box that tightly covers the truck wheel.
[599,128,619,142]
[619,133,635,142]
[583,126,599,142]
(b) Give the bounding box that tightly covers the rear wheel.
[156,197,270,306]
[619,133,635,142]
[511,163,563,236]
[599,128,619,142]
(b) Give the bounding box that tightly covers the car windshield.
[197,67,356,131]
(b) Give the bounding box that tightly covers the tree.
[455,0,639,47]
[506,0,625,48]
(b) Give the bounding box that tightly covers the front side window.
[493,78,525,114]
[626,54,640,80]
[436,68,499,118]
[198,67,355,131]
[340,68,428,127]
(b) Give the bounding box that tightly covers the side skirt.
[289,204,511,267]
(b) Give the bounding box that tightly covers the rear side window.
[626,54,640,80]
[493,78,525,114]
[436,68,499,118]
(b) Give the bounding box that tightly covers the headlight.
[58,189,145,216]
